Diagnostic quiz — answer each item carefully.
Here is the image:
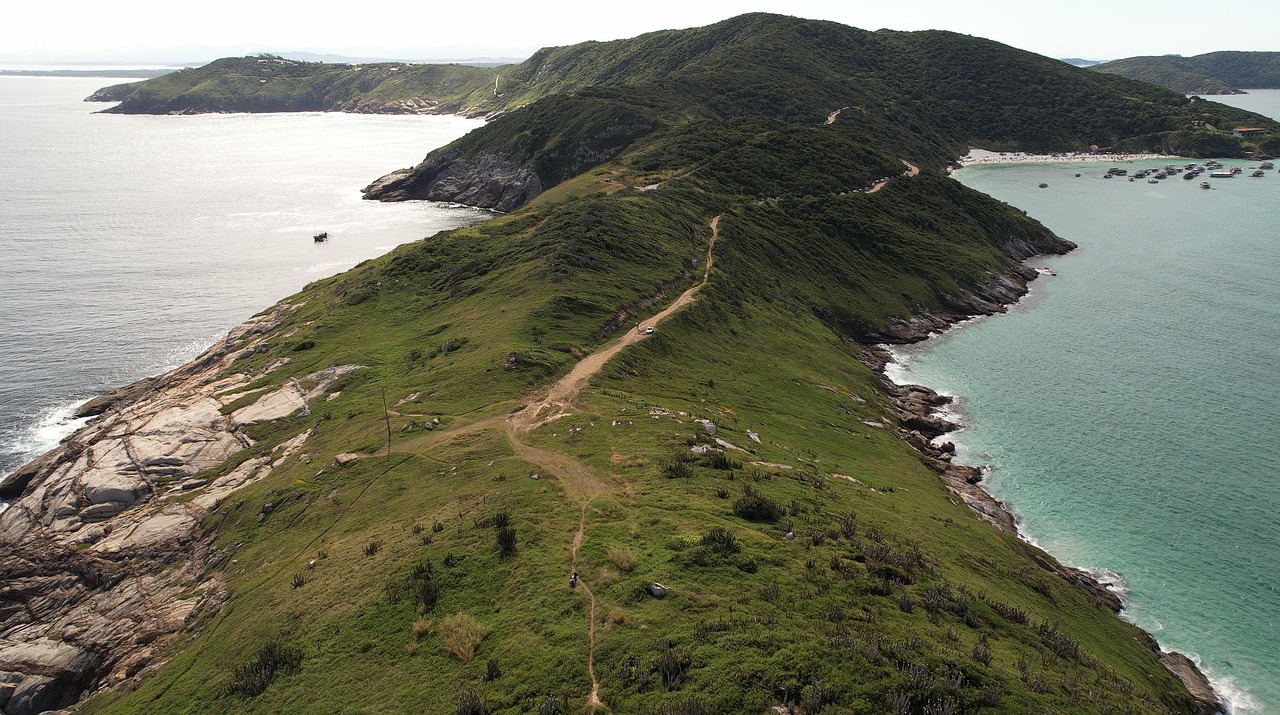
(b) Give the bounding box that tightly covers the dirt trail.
[570,501,603,709]
[510,216,720,434]
[388,216,720,710]
[866,160,920,194]
[505,215,717,709]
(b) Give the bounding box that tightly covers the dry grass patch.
[439,612,488,662]
[412,618,432,639]
[608,545,636,572]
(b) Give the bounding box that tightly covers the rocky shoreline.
[0,302,362,715]
[862,265,1224,715]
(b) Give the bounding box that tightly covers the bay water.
[0,76,486,483]
[890,91,1280,712]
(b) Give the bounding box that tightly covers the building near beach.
[1233,127,1266,137]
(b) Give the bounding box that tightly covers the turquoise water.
[889,155,1280,711]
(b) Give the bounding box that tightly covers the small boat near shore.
[313,231,328,242]
[1209,171,1234,178]
[1251,170,1266,177]
[1260,161,1274,170]
[1200,181,1211,189]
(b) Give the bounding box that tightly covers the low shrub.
[496,525,517,558]
[226,641,303,697]
[732,485,782,522]
[700,526,740,556]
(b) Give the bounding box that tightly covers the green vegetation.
[77,13,1227,715]
[1091,51,1280,95]
[96,55,498,114]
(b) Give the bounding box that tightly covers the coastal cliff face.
[0,304,362,715]
[362,152,544,212]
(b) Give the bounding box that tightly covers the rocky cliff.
[0,304,360,715]
[362,152,543,212]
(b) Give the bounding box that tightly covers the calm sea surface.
[890,90,1280,713]
[0,76,486,480]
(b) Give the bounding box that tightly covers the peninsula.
[7,13,1269,715]
[1090,51,1280,95]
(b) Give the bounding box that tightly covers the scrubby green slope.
[74,13,1227,715]
[1091,51,1280,94]
[84,120,1201,715]
[95,55,498,114]
[360,15,1280,209]
[95,15,1279,162]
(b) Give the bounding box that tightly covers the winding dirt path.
[392,216,720,710]
[571,501,603,709]
[510,216,720,434]
[866,160,920,194]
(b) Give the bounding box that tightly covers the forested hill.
[1090,51,1280,95]
[93,14,1279,164]
[360,14,1280,210]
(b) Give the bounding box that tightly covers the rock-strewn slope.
[0,304,358,715]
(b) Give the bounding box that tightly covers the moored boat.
[1251,170,1266,177]
[1200,181,1211,189]
[1260,161,1275,170]
[313,231,328,242]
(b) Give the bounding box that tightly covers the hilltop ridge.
[1090,51,1280,95]
[1,14,1244,714]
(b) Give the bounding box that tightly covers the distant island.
[1090,51,1280,95]
[8,14,1278,714]
[1,68,174,79]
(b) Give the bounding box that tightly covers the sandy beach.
[957,148,1182,167]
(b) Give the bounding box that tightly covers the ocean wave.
[1,397,92,476]
[1179,652,1263,714]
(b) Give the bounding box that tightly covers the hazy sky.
[5,0,1277,63]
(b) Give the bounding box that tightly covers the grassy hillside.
[96,16,1279,164]
[1091,51,1280,94]
[360,16,1280,210]
[94,55,498,114]
[65,13,1231,715]
[79,169,1203,715]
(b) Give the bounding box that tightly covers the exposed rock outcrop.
[362,151,543,211]
[1160,651,1226,715]
[0,302,357,712]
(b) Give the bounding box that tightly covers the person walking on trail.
[570,570,578,588]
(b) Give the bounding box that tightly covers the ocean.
[0,76,486,484]
[889,90,1280,713]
